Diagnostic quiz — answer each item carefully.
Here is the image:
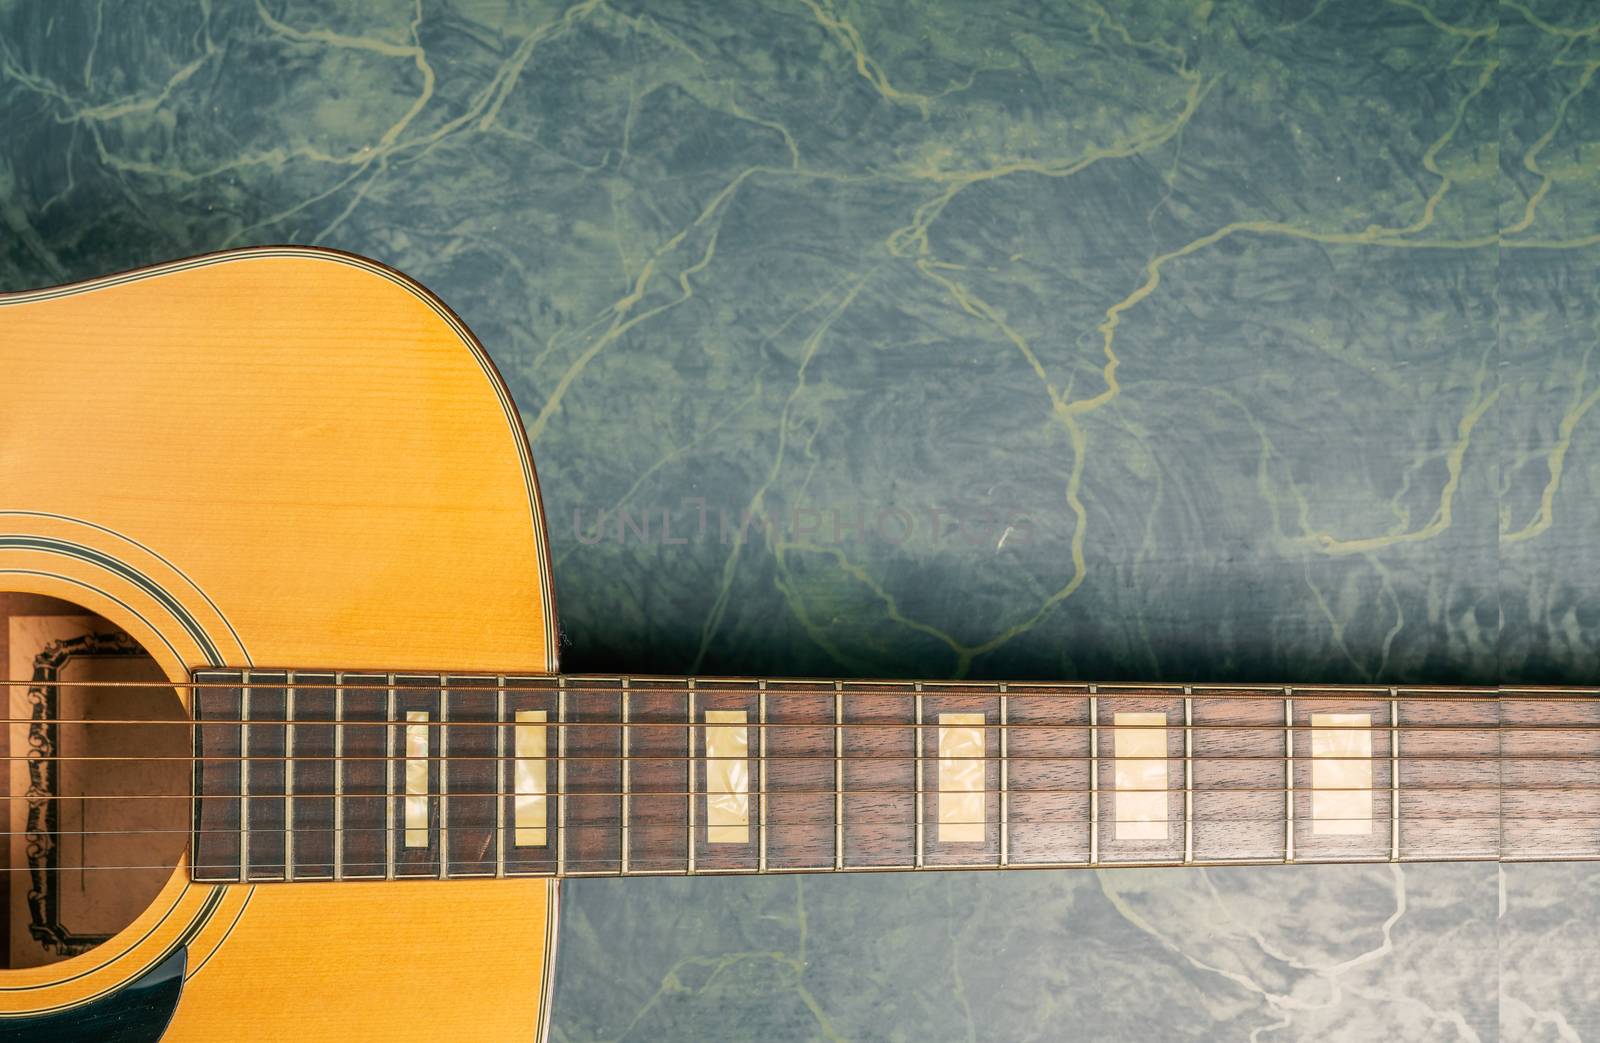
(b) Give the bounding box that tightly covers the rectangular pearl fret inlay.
[404,711,430,849]
[705,710,750,843]
[1113,712,1168,841]
[937,713,985,843]
[514,710,549,847]
[1311,713,1373,835]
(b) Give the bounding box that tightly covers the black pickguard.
[0,946,185,1042]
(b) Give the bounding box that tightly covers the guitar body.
[0,249,560,1039]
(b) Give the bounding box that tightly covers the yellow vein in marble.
[796,0,933,116]
[525,166,762,445]
[1055,47,1497,568]
[255,0,436,158]
[475,0,608,132]
[908,78,1213,419]
[1199,387,1410,678]
[1080,0,1188,65]
[1504,344,1600,545]
[1098,866,1418,1036]
[816,67,1214,668]
[0,164,67,282]
[1502,997,1584,1041]
[0,17,208,130]
[81,0,105,94]
[690,277,870,673]
[1388,0,1497,39]
[1371,556,1407,680]
[1300,558,1370,678]
[554,385,762,569]
[223,0,603,243]
[729,99,801,170]
[1298,353,1498,556]
[1503,0,1600,39]
[66,48,213,124]
[1274,0,1331,34]
[775,539,971,671]
[1502,49,1600,238]
[1201,867,1411,1024]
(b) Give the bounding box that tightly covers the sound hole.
[0,594,187,968]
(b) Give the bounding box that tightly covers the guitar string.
[0,809,1568,838]
[0,853,1533,874]
[1,677,1581,703]
[0,789,1572,865]
[0,674,1585,860]
[0,751,1581,763]
[0,782,1583,799]
[0,718,1577,732]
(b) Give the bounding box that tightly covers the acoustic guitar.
[0,247,1588,1041]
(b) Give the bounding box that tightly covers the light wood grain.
[0,248,559,1040]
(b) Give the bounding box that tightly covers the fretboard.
[189,673,1600,883]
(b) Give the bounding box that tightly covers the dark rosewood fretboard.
[189,672,1600,883]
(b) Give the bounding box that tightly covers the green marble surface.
[2,0,1597,1038]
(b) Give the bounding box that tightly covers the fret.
[384,675,395,879]
[245,671,289,881]
[503,676,558,875]
[1290,690,1392,862]
[1500,691,1600,860]
[563,678,622,875]
[1089,690,1098,865]
[627,677,690,874]
[334,675,345,880]
[289,671,337,880]
[444,675,497,877]
[1190,690,1285,862]
[339,674,389,878]
[920,684,1000,868]
[286,680,295,880]
[392,675,442,877]
[834,681,843,870]
[492,681,505,876]
[999,685,1009,868]
[763,680,836,871]
[437,694,449,879]
[496,679,506,876]
[759,680,769,872]
[241,681,251,877]
[915,683,924,868]
[622,678,631,873]
[1283,694,1293,862]
[558,676,568,875]
[1390,693,1400,861]
[695,679,760,872]
[1005,684,1090,865]
[841,681,917,869]
[1182,690,1193,864]
[1097,689,1184,864]
[192,669,244,882]
[1397,688,1498,860]
[686,682,695,874]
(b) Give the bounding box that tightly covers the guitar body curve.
[0,248,560,1040]
[0,947,186,1043]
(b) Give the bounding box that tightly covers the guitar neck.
[189,673,1600,883]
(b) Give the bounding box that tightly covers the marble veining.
[2,0,1596,1038]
